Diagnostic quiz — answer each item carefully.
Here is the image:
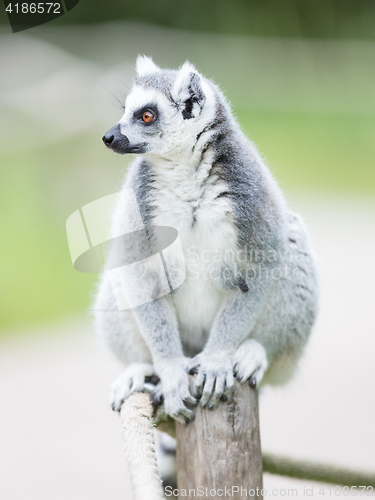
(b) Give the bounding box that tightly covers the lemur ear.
[171,61,206,119]
[135,55,161,77]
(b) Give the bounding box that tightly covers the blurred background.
[0,1,374,499]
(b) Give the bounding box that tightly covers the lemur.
[95,56,319,424]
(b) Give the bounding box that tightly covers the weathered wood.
[176,379,263,500]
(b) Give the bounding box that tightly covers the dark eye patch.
[133,104,158,125]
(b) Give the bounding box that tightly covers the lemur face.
[102,56,216,158]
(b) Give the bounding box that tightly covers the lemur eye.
[142,111,154,123]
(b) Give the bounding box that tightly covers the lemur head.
[102,56,218,158]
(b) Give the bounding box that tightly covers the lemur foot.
[188,352,235,410]
[110,362,156,412]
[233,339,268,389]
[153,358,197,425]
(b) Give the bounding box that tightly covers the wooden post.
[176,379,263,499]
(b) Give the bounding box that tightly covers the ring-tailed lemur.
[95,56,319,424]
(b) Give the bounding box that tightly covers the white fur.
[110,362,154,411]
[149,149,238,352]
[135,55,160,77]
[171,61,198,103]
[233,339,268,385]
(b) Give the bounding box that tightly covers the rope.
[119,394,375,495]
[120,393,165,500]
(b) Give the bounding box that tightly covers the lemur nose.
[102,133,114,146]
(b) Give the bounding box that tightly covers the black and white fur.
[95,56,319,424]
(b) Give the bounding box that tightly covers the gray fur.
[95,57,319,423]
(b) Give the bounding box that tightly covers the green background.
[1,2,374,333]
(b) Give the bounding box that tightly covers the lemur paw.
[188,351,235,410]
[233,339,268,389]
[110,362,156,412]
[153,358,197,425]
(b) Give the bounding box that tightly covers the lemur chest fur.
[148,155,238,350]
[149,154,237,267]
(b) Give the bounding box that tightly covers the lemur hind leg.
[110,362,156,411]
[233,339,268,388]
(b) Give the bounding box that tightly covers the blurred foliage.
[1,14,375,332]
[238,110,375,194]
[52,0,375,40]
[2,0,374,40]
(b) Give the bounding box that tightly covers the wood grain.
[176,379,263,499]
